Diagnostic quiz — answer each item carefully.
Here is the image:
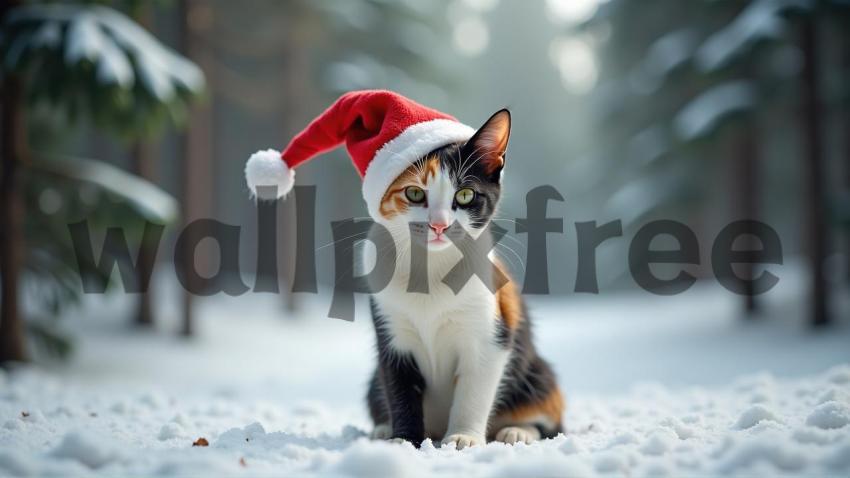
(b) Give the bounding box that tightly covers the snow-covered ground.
[1,266,849,477]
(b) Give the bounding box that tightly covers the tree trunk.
[278,4,317,316]
[0,71,28,364]
[735,124,759,316]
[801,15,830,327]
[131,141,157,327]
[844,24,850,285]
[130,6,157,328]
[178,0,215,337]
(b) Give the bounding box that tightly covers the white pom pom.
[245,149,294,200]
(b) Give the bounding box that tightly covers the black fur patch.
[492,299,562,437]
[494,316,512,348]
[367,298,426,447]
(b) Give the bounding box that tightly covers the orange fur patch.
[507,387,565,425]
[495,274,522,330]
[420,156,439,183]
[378,156,439,219]
[492,259,522,330]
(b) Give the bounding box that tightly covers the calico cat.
[364,109,564,449]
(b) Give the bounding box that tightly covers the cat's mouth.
[426,231,459,250]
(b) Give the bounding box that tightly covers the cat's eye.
[405,186,426,203]
[455,188,475,206]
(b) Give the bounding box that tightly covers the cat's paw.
[494,426,539,445]
[387,436,422,447]
[370,423,392,440]
[441,433,485,450]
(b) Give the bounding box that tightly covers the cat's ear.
[463,109,511,178]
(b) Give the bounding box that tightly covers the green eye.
[455,188,475,206]
[405,186,426,203]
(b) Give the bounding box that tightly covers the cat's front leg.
[442,347,509,449]
[379,353,426,446]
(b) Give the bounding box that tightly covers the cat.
[363,109,564,449]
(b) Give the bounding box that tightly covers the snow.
[604,167,686,225]
[733,404,783,429]
[30,21,61,49]
[64,14,103,65]
[51,431,123,469]
[1,265,849,476]
[626,125,668,165]
[96,6,205,97]
[36,154,179,223]
[95,35,134,88]
[630,28,699,94]
[674,80,757,141]
[714,433,808,473]
[645,28,699,77]
[806,402,850,430]
[5,4,204,96]
[696,0,811,72]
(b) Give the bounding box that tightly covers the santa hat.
[245,90,475,218]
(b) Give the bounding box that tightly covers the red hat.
[245,90,475,217]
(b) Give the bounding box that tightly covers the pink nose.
[430,223,449,235]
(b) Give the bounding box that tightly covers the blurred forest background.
[1,0,849,363]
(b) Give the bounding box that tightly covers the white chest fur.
[366,243,509,439]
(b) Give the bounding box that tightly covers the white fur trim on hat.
[362,119,475,218]
[245,149,294,200]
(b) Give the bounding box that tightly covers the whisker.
[492,230,526,245]
[494,242,526,272]
[315,231,371,252]
[491,218,523,227]
[458,144,490,183]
